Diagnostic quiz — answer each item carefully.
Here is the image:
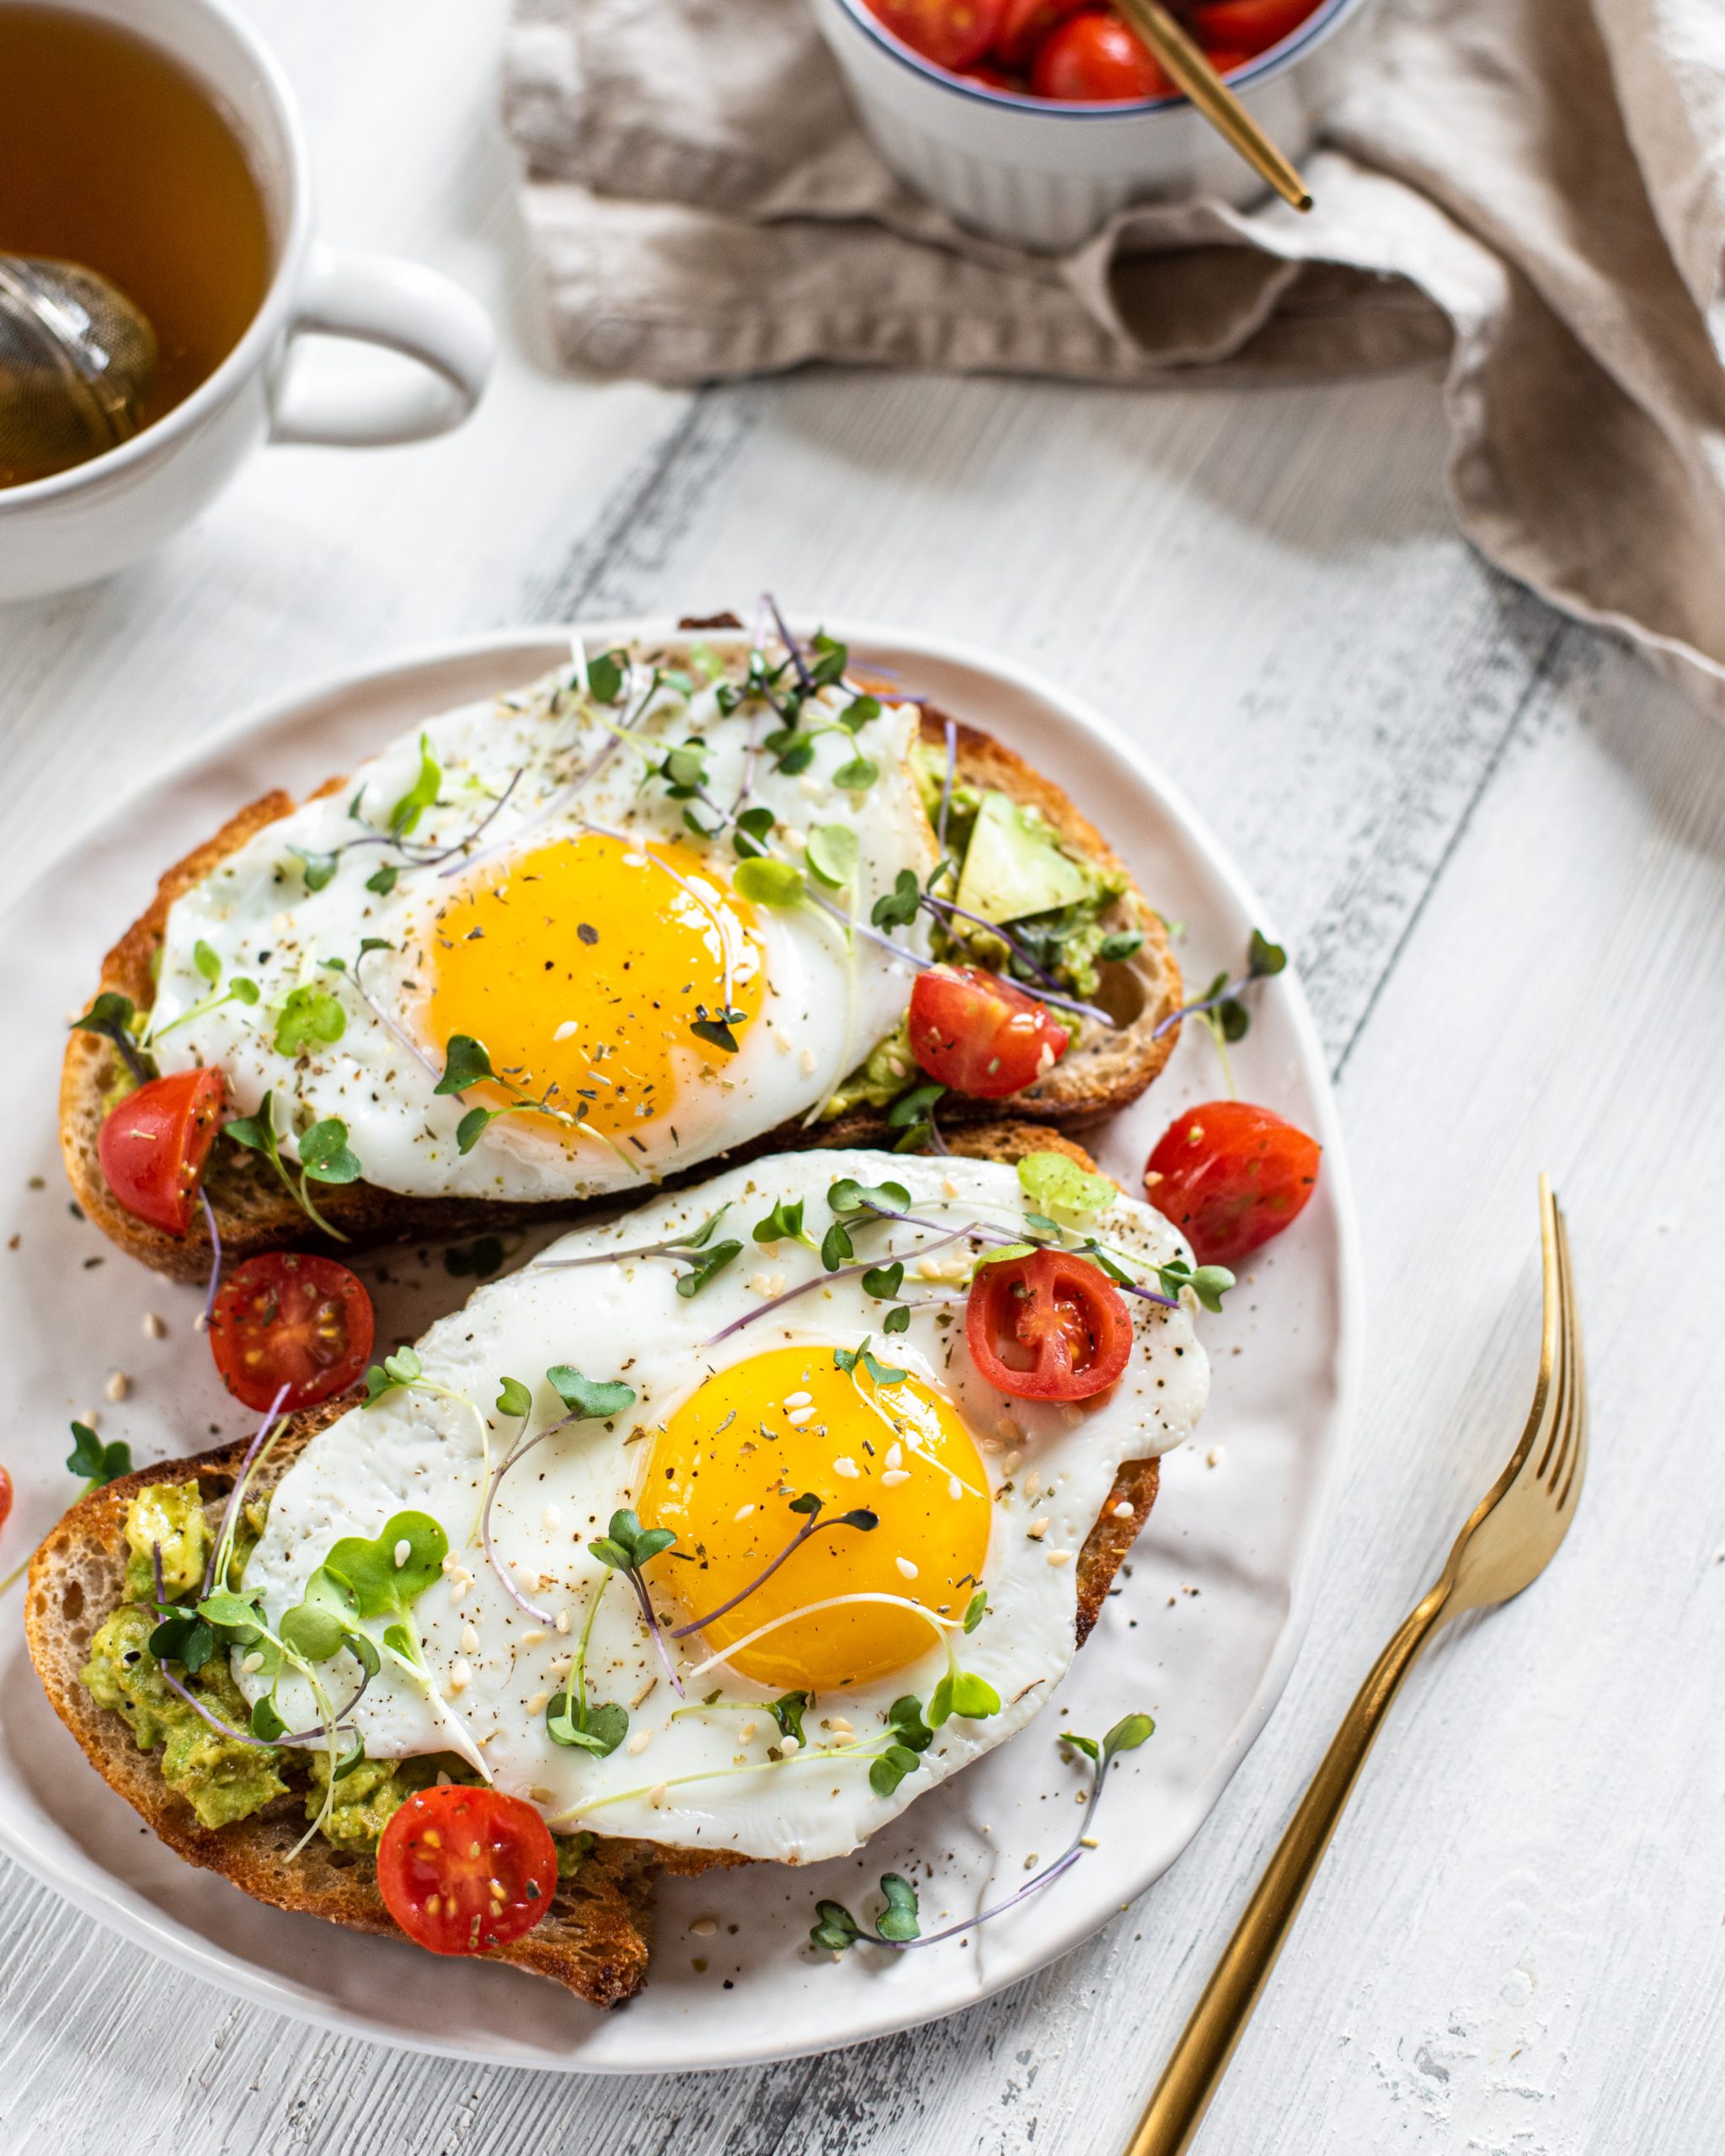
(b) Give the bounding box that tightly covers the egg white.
[236,1150,1210,1863]
[148,640,937,1202]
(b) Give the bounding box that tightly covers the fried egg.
[147,639,937,1201]
[236,1150,1210,1863]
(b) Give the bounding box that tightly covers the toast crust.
[61,702,1180,1281]
[28,1128,1161,2005]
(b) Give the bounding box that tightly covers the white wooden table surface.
[4,3,1723,2148]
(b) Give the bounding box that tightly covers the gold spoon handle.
[1124,1582,1451,2156]
[1113,0,1314,213]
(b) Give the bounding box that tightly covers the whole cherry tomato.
[1143,1099,1321,1265]
[966,1247,1134,1400]
[1030,11,1172,99]
[909,964,1069,1097]
[1192,0,1319,57]
[377,1785,558,1956]
[993,0,1086,65]
[0,1465,12,1541]
[209,1251,375,1413]
[867,0,1006,69]
[98,1068,225,1237]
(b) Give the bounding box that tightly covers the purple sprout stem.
[479,1427,558,1625]
[532,1228,723,1273]
[622,1566,684,1696]
[440,737,621,880]
[197,1190,224,1332]
[852,1199,1182,1311]
[203,1384,290,1596]
[347,948,443,1083]
[1152,969,1249,1042]
[108,1023,153,1088]
[152,1542,167,1609]
[668,1511,873,1639]
[919,895,1116,1029]
[701,1228,970,1348]
[766,594,814,693]
[154,1658,370,1752]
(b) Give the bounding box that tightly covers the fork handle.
[1124,1581,1452,2156]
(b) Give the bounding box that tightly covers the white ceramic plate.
[0,622,1359,2071]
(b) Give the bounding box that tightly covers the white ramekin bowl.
[809,0,1366,251]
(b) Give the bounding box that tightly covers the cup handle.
[269,243,494,447]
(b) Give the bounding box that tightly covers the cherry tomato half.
[97,1068,225,1238]
[993,0,1085,66]
[1143,1100,1321,1266]
[1030,11,1172,99]
[0,1465,12,1541]
[868,0,1005,69]
[966,1247,1134,1400]
[377,1785,558,1956]
[208,1251,375,1413]
[1192,0,1318,58]
[909,964,1070,1098]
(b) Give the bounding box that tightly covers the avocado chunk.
[121,1480,213,1604]
[83,1604,291,1829]
[953,791,1094,925]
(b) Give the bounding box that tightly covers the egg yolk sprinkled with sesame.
[421,833,763,1145]
[640,1345,991,1689]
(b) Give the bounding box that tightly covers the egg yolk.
[639,1345,991,1691]
[420,834,762,1146]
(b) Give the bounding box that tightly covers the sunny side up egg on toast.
[29,1126,1210,2004]
[60,622,1182,1282]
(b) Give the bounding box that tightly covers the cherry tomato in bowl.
[909,964,1069,1097]
[966,1246,1134,1400]
[1029,10,1172,98]
[377,1785,558,1956]
[97,1068,225,1237]
[993,0,1086,65]
[208,1251,375,1413]
[1191,0,1319,57]
[0,1465,12,1540]
[868,0,1006,67]
[1143,1099,1321,1266]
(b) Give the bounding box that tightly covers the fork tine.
[1541,1203,1577,1498]
[1554,1204,1587,1513]
[1532,1177,1564,1484]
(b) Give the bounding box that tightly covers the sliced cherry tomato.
[1192,0,1319,57]
[909,964,1069,1098]
[993,0,1085,66]
[865,0,1006,70]
[966,1247,1134,1400]
[208,1251,375,1413]
[1029,11,1172,99]
[377,1785,558,1956]
[97,1068,225,1238]
[0,1465,12,1540]
[1143,1099,1321,1265]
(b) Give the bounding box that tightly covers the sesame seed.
[885,1443,903,1467]
[1112,1500,1135,1519]
[833,1456,860,1480]
[553,1020,579,1041]
[1046,1550,1073,1566]
[941,1177,961,1198]
[826,1716,854,1735]
[1026,1518,1049,1541]
[786,1406,814,1428]
[554,1609,571,1634]
[542,1502,563,1528]
[649,1783,669,1807]
[783,1391,813,1410]
[779,1732,801,1755]
[393,1539,411,1568]
[740,1720,757,1740]
[734,1502,756,1522]
[1024,1470,1042,1499]
[881,1469,911,1488]
[142,1312,166,1340]
[1001,1451,1023,1477]
[1206,1447,1224,1468]
[948,1476,964,1501]
[691,1916,718,1937]
[627,1730,652,1755]
[895,1556,918,1579]
[460,1625,479,1656]
[526,1691,548,1715]
[521,1628,548,1646]
[449,1659,473,1692]
[104,1371,130,1403]
[240,1652,264,1674]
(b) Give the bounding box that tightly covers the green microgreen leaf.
[820,1221,853,1270]
[1248,928,1287,979]
[753,1198,809,1247]
[886,1081,946,1131]
[322,1511,448,1622]
[690,1007,748,1054]
[1098,930,1145,962]
[273,984,346,1059]
[389,734,441,839]
[809,1900,864,1952]
[883,1302,911,1334]
[585,650,628,705]
[547,1694,628,1757]
[833,755,878,795]
[875,1873,921,1942]
[771,1691,809,1744]
[861,1260,904,1299]
[963,1587,988,1634]
[1156,1257,1236,1314]
[589,1508,676,1574]
[288,846,339,893]
[495,1375,533,1420]
[1016,1151,1116,1228]
[888,1694,933,1752]
[366,863,398,896]
[361,1345,423,1407]
[676,1238,743,1299]
[445,1234,506,1279]
[827,1178,911,1219]
[193,941,222,985]
[435,1033,495,1095]
[871,869,921,931]
[733,857,805,908]
[806,824,859,889]
[546,1367,638,1422]
[868,1744,923,1797]
[147,1612,215,1672]
[298,1118,361,1185]
[67,1420,131,1491]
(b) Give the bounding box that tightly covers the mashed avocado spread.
[80,1481,476,1849]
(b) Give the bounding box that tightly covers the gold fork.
[1126,1177,1587,2156]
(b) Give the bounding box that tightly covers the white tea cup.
[0,0,494,601]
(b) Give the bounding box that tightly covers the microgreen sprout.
[532,1206,740,1298]
[669,1494,879,1640]
[868,1694,935,1797]
[547,1570,628,1758]
[434,1031,640,1173]
[271,982,346,1059]
[480,1366,638,1623]
[1152,928,1288,1091]
[67,1420,131,1492]
[588,1508,684,1697]
[147,942,260,1043]
[886,1079,948,1156]
[224,1090,361,1241]
[871,869,1116,1030]
[70,990,153,1086]
[833,1339,908,1389]
[811,1711,1156,1956]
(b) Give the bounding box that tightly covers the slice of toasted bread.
[61,670,1180,1282]
[27,1124,1160,2006]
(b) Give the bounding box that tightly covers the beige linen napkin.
[503,0,1725,714]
